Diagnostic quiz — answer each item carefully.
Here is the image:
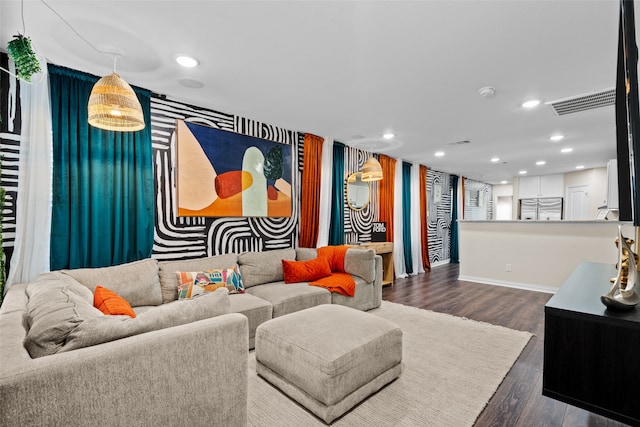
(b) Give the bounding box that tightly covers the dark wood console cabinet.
[544,262,640,426]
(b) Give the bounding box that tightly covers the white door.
[566,185,590,220]
[495,196,513,220]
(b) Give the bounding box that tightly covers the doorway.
[566,185,590,220]
[495,196,513,220]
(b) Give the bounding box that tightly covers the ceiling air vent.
[547,88,615,116]
[447,139,471,146]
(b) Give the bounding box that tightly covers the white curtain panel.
[6,60,53,290]
[316,136,333,248]
[393,160,407,279]
[410,162,425,275]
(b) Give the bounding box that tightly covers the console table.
[350,242,394,286]
[543,262,640,426]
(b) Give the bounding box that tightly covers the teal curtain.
[450,175,459,263]
[49,64,154,270]
[328,142,345,245]
[402,162,413,273]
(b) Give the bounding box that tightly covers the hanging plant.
[7,34,40,82]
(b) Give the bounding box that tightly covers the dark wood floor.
[382,264,630,427]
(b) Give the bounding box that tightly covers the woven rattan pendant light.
[361,156,383,182]
[88,57,145,131]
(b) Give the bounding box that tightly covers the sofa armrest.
[344,248,376,282]
[373,254,383,306]
[0,309,249,427]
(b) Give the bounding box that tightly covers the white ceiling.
[0,0,622,184]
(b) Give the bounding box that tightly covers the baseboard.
[457,275,557,294]
[431,259,451,268]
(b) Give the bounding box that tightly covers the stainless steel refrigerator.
[519,198,563,220]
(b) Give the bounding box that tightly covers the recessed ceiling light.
[519,170,527,175]
[561,147,573,153]
[490,157,500,163]
[500,180,508,184]
[536,160,546,166]
[382,133,394,140]
[549,134,564,142]
[176,55,199,68]
[522,99,541,108]
[576,165,585,169]
[434,151,445,157]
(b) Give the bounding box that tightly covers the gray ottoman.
[255,304,402,424]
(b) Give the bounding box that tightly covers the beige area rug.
[247,301,533,427]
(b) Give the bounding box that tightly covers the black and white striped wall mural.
[150,96,301,259]
[0,53,19,268]
[343,146,379,244]
[427,169,453,265]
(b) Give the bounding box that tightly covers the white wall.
[459,220,636,292]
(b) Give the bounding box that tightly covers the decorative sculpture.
[601,226,640,310]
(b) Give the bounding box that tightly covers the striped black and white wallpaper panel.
[0,53,20,267]
[427,169,453,264]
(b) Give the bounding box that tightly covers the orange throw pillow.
[94,286,137,318]
[282,257,332,283]
[317,245,349,272]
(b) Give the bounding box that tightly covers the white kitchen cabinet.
[519,174,564,199]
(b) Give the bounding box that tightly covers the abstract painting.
[176,120,292,217]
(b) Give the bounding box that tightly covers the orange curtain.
[420,165,431,270]
[299,133,324,248]
[378,155,396,242]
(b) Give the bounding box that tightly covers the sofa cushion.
[331,276,377,311]
[228,293,273,349]
[282,257,331,284]
[295,247,318,261]
[94,286,137,317]
[25,276,104,358]
[62,258,162,307]
[246,282,330,318]
[238,248,296,288]
[59,288,231,354]
[158,254,239,303]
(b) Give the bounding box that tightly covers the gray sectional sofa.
[0,247,382,427]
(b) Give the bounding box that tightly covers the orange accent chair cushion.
[93,285,137,318]
[282,257,332,283]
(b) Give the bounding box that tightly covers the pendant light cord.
[21,0,26,35]
[1,0,118,83]
[40,0,106,55]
